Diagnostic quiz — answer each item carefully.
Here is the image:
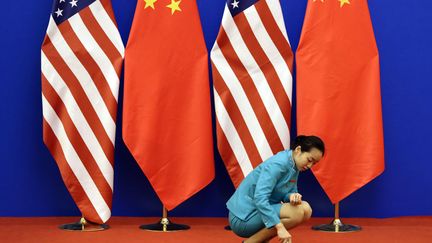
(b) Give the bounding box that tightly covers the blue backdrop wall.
[1,0,432,218]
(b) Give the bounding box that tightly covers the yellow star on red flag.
[144,0,157,10]
[339,0,350,7]
[167,0,181,15]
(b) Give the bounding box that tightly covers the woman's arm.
[284,183,299,204]
[275,223,292,243]
[253,160,286,228]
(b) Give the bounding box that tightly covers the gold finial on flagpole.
[80,216,86,231]
[58,215,109,231]
[140,206,190,232]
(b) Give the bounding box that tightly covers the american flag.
[41,0,124,223]
[210,0,293,187]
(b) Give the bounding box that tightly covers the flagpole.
[58,215,109,231]
[311,202,361,232]
[139,207,190,232]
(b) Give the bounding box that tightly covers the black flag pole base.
[139,217,190,232]
[311,218,361,233]
[59,217,109,232]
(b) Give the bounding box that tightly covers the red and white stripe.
[41,0,123,223]
[211,0,293,187]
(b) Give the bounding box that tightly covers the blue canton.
[227,0,260,17]
[51,0,96,25]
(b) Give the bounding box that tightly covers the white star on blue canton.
[59,0,65,3]
[54,8,63,17]
[70,0,78,7]
[231,0,240,9]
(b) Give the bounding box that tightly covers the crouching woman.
[227,135,325,243]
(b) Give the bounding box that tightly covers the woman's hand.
[289,193,302,205]
[275,223,292,243]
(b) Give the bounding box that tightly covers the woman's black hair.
[290,135,325,155]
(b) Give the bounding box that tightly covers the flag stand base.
[139,217,190,232]
[311,203,361,233]
[139,207,190,232]
[311,218,361,232]
[59,217,109,231]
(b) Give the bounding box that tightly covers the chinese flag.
[296,0,384,203]
[123,0,214,210]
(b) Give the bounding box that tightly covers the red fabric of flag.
[123,0,214,210]
[296,0,385,203]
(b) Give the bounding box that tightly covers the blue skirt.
[228,203,282,238]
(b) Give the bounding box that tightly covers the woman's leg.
[244,201,312,243]
[300,201,312,222]
[244,227,275,243]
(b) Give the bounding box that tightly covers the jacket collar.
[288,150,298,172]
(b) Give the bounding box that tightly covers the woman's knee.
[281,202,307,218]
[301,201,312,221]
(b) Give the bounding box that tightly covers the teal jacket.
[226,150,299,228]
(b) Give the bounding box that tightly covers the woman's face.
[293,146,323,171]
